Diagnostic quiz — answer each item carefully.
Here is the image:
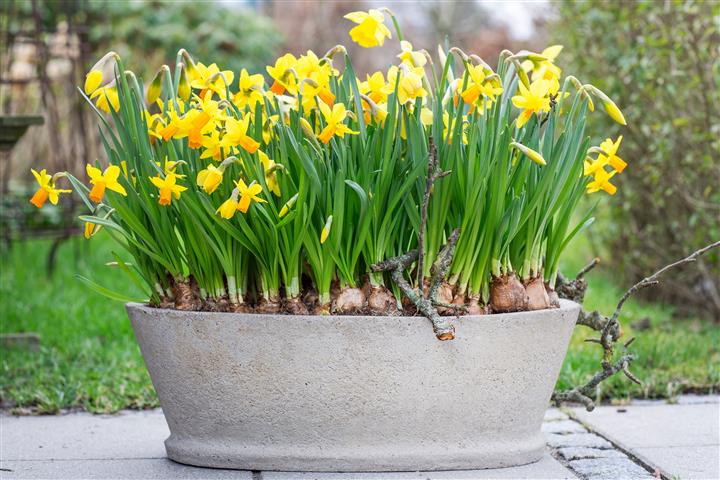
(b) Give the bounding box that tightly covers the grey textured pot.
[127,300,580,472]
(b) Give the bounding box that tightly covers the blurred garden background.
[1,0,718,413]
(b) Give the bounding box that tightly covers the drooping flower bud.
[279,193,299,218]
[511,141,547,166]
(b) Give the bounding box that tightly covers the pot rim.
[126,298,579,322]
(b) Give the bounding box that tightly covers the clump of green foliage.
[554,1,720,320]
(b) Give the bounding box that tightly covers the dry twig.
[553,240,720,411]
[372,138,458,340]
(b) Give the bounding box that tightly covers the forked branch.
[553,240,720,411]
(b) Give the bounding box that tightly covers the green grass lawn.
[1,231,717,413]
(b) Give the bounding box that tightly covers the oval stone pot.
[127,300,580,472]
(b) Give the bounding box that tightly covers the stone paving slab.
[0,459,252,479]
[1,410,167,461]
[1,409,577,480]
[571,401,720,480]
[263,455,575,480]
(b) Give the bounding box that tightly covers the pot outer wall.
[127,300,580,472]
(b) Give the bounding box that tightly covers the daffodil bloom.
[29,169,71,209]
[220,115,260,154]
[317,102,358,144]
[90,84,120,112]
[511,79,551,128]
[189,62,234,98]
[586,168,617,195]
[87,164,127,203]
[397,41,426,68]
[150,172,187,206]
[388,66,427,105]
[443,111,467,145]
[461,64,503,105]
[266,53,298,96]
[360,71,393,104]
[188,92,225,149]
[522,45,563,94]
[235,179,266,213]
[233,68,265,110]
[84,51,116,95]
[598,136,627,172]
[217,195,239,219]
[196,164,224,194]
[259,150,281,197]
[200,128,223,161]
[344,9,392,48]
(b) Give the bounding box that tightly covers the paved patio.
[1,395,717,479]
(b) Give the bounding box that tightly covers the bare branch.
[576,257,600,279]
[609,240,720,325]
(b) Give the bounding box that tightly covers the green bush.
[553,1,720,320]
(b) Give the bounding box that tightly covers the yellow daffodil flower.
[388,66,427,105]
[259,150,281,197]
[196,164,224,194]
[236,179,266,213]
[87,164,127,203]
[233,68,265,110]
[150,172,187,206]
[84,51,116,95]
[90,84,120,112]
[586,168,617,195]
[599,136,627,172]
[221,114,260,154]
[317,102,358,144]
[398,41,426,68]
[461,64,503,105]
[217,195,239,219]
[511,79,551,128]
[522,45,563,94]
[443,111,467,145]
[189,62,234,98]
[344,9,392,48]
[29,169,71,209]
[200,128,223,161]
[360,71,393,104]
[266,54,298,96]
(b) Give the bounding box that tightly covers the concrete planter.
[127,300,580,472]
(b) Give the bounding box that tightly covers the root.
[490,273,529,313]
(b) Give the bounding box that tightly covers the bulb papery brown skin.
[524,276,552,311]
[284,296,310,315]
[545,282,561,308]
[365,283,400,316]
[435,281,455,315]
[331,287,367,314]
[490,273,529,313]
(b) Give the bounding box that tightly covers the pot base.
[165,432,545,471]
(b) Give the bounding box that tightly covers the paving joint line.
[562,408,666,480]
